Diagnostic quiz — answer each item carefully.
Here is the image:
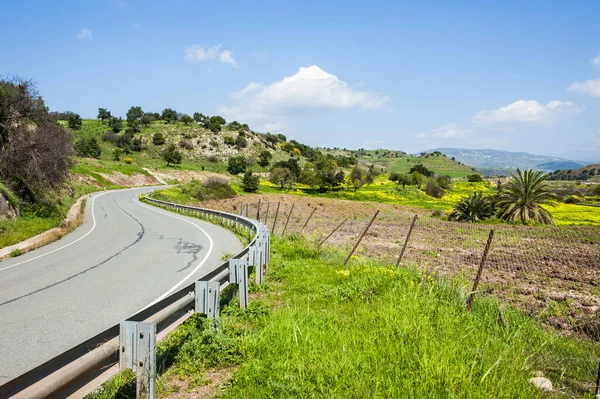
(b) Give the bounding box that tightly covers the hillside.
[549,163,600,181]
[319,148,477,178]
[428,148,587,175]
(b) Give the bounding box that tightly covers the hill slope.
[549,163,600,181]
[428,148,587,175]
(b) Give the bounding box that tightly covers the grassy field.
[88,234,600,399]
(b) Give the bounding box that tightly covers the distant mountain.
[427,148,587,175]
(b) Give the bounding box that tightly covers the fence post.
[256,199,261,221]
[396,214,418,267]
[344,210,379,265]
[229,258,249,308]
[300,207,317,233]
[265,202,270,226]
[282,204,295,236]
[272,202,281,233]
[466,229,495,311]
[318,218,347,247]
[595,358,600,397]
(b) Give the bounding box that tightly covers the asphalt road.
[0,187,242,384]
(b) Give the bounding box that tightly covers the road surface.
[0,187,242,384]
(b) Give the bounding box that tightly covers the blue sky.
[2,0,600,161]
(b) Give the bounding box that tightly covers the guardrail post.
[229,258,249,308]
[195,281,220,319]
[119,321,157,399]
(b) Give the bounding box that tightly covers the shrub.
[425,181,445,198]
[102,131,119,143]
[182,179,236,201]
[207,154,219,163]
[449,192,495,222]
[161,108,178,123]
[270,167,295,189]
[68,113,82,130]
[124,157,133,164]
[564,196,581,204]
[241,171,260,192]
[258,150,272,167]
[180,114,194,125]
[75,137,102,158]
[593,185,600,197]
[235,134,247,149]
[223,136,235,146]
[227,156,248,174]
[409,164,434,177]
[436,175,452,190]
[153,132,166,145]
[162,144,182,166]
[112,148,123,161]
[131,137,142,152]
[109,116,123,133]
[179,140,194,150]
[467,174,483,182]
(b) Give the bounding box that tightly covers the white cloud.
[568,78,600,98]
[430,123,470,139]
[184,44,237,67]
[472,100,582,127]
[592,56,600,68]
[77,29,92,40]
[217,65,390,132]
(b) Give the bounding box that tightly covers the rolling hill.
[549,164,600,181]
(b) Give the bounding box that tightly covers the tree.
[241,171,260,192]
[449,192,495,222]
[593,185,600,197]
[270,167,295,189]
[349,165,369,192]
[409,164,434,177]
[235,134,247,149]
[68,113,82,130]
[467,174,483,182]
[273,158,301,179]
[0,123,73,202]
[109,116,123,133]
[496,168,556,225]
[227,156,248,175]
[161,108,178,124]
[141,114,154,126]
[75,137,102,158]
[126,106,144,124]
[425,180,445,198]
[180,114,193,125]
[97,108,111,122]
[131,137,142,152]
[112,148,123,161]
[153,132,165,145]
[411,171,425,189]
[162,144,182,166]
[193,112,206,123]
[258,150,272,167]
[436,175,452,190]
[0,76,49,151]
[389,172,412,190]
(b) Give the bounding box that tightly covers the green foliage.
[193,112,206,123]
[140,114,154,126]
[349,165,370,192]
[152,132,165,145]
[270,167,295,189]
[179,178,236,201]
[162,144,182,166]
[593,185,600,197]
[496,169,557,225]
[436,175,452,190]
[241,171,260,192]
[125,106,144,124]
[258,150,272,167]
[449,191,495,222]
[68,113,82,130]
[425,180,445,198]
[409,163,434,177]
[131,137,142,152]
[161,108,178,124]
[273,158,301,179]
[411,171,425,189]
[227,156,248,175]
[75,137,102,158]
[112,148,123,161]
[223,136,235,146]
[97,108,111,122]
[235,134,247,149]
[180,114,193,125]
[108,116,123,133]
[468,173,483,182]
[389,172,412,189]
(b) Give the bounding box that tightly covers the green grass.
[544,202,600,226]
[88,234,600,398]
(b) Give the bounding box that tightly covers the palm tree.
[496,168,556,225]
[448,192,495,222]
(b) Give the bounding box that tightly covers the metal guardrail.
[0,196,270,399]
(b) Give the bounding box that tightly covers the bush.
[425,181,445,198]
[207,154,219,163]
[102,131,119,143]
[564,196,581,204]
[112,148,123,161]
[109,116,123,133]
[270,167,295,189]
[124,157,133,164]
[227,156,248,174]
[131,137,142,152]
[241,171,260,192]
[258,150,272,167]
[153,132,166,145]
[593,185,600,197]
[180,114,194,125]
[409,164,434,177]
[436,175,452,190]
[179,140,194,150]
[75,137,102,158]
[162,144,182,166]
[68,113,82,130]
[467,174,483,182]
[223,136,235,146]
[181,179,236,201]
[235,134,247,149]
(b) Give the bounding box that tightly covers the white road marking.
[0,192,107,272]
[135,199,214,308]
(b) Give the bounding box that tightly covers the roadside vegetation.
[88,234,600,398]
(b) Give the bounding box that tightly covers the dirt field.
[200,193,600,340]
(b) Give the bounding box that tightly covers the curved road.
[0,187,242,384]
